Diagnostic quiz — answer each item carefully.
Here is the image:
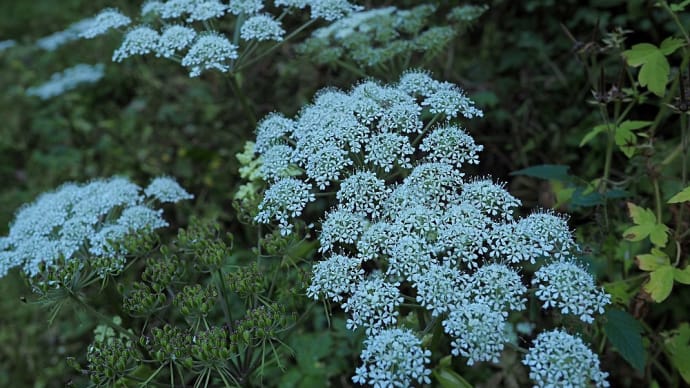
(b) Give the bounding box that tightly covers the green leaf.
[433,364,473,388]
[662,323,690,384]
[604,279,637,306]
[649,223,670,247]
[636,248,670,271]
[644,265,674,302]
[623,43,671,96]
[670,0,690,12]
[627,202,657,225]
[580,124,609,147]
[624,203,669,247]
[619,120,653,132]
[604,309,647,372]
[615,127,637,157]
[659,37,685,56]
[668,186,690,203]
[674,267,690,285]
[614,121,652,157]
[510,164,571,181]
[623,225,654,242]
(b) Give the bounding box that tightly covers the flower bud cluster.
[225,262,266,299]
[123,282,167,317]
[191,326,235,368]
[146,324,193,367]
[231,304,289,346]
[86,337,139,386]
[174,284,218,320]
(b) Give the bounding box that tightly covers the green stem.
[335,59,369,78]
[653,178,663,223]
[599,105,615,194]
[677,112,689,233]
[227,74,256,128]
[236,19,317,72]
[412,113,442,146]
[138,363,167,388]
[661,1,690,44]
[216,367,237,387]
[216,269,234,325]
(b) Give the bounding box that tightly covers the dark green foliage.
[1,0,690,386]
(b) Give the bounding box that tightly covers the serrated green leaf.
[510,164,572,181]
[644,265,674,302]
[623,43,670,96]
[659,37,685,56]
[662,323,690,384]
[624,203,668,247]
[580,124,609,147]
[615,126,637,157]
[627,202,657,225]
[668,186,690,203]
[623,43,660,66]
[619,120,653,132]
[623,225,653,242]
[604,309,647,372]
[674,267,690,285]
[649,223,670,247]
[636,249,670,271]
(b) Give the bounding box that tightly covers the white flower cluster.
[342,274,402,334]
[78,8,132,39]
[352,328,431,387]
[108,0,358,76]
[523,329,610,387]
[180,32,238,77]
[533,259,611,323]
[252,73,610,386]
[0,39,16,52]
[254,178,315,235]
[0,176,192,281]
[26,63,105,100]
[299,4,485,67]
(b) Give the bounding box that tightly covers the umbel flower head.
[352,328,431,387]
[67,0,359,77]
[299,4,486,68]
[26,63,105,100]
[0,176,192,283]
[523,329,610,387]
[250,72,610,386]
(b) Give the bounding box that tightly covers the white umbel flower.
[113,26,160,62]
[181,32,238,77]
[523,329,610,388]
[352,328,432,387]
[79,8,131,39]
[533,259,610,323]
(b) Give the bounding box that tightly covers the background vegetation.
[1,0,689,386]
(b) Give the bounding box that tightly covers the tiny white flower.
[241,14,285,41]
[523,329,609,387]
[79,8,131,39]
[182,32,238,77]
[113,26,160,62]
